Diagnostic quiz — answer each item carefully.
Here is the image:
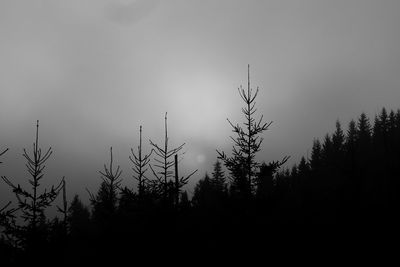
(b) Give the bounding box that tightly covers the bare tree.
[217,65,288,198]
[1,121,64,250]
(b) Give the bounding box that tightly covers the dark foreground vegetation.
[1,67,400,264]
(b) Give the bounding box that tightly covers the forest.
[1,69,400,264]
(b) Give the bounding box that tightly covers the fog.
[1,0,400,204]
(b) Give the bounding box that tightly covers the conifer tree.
[310,139,322,172]
[256,162,276,200]
[217,65,288,199]
[211,160,226,194]
[344,120,358,184]
[0,148,13,224]
[297,157,310,177]
[179,191,191,210]
[129,126,152,202]
[1,121,64,252]
[345,120,357,154]
[357,113,371,143]
[332,120,345,155]
[89,147,122,222]
[150,113,196,205]
[68,195,90,237]
[192,174,213,207]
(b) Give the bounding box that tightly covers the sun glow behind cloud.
[162,70,233,142]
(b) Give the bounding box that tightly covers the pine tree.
[297,157,310,177]
[310,139,322,172]
[344,120,358,177]
[217,65,288,199]
[332,120,345,155]
[129,126,152,203]
[356,112,372,166]
[192,174,213,208]
[89,147,122,223]
[211,160,226,194]
[331,120,345,175]
[150,113,196,206]
[357,113,371,143]
[0,148,14,224]
[179,191,191,210]
[68,195,90,238]
[345,120,357,155]
[256,162,277,200]
[321,134,333,169]
[1,121,64,253]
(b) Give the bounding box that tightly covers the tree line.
[1,66,399,264]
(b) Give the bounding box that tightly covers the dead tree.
[1,121,64,250]
[149,113,196,205]
[217,65,288,199]
[129,126,152,202]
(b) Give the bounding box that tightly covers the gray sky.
[1,0,400,204]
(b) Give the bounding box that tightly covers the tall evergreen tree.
[256,162,276,201]
[68,195,90,237]
[345,120,357,156]
[357,113,371,143]
[310,139,322,172]
[217,65,288,199]
[192,174,213,208]
[356,112,372,170]
[321,134,333,169]
[1,121,64,253]
[211,160,226,194]
[89,147,122,223]
[332,120,345,156]
[129,126,152,203]
[150,113,196,205]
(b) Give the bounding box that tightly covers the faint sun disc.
[196,154,206,164]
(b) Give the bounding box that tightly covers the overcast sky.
[1,0,400,203]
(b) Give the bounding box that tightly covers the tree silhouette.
[56,179,68,233]
[89,147,122,223]
[217,65,288,199]
[68,194,90,238]
[149,113,196,206]
[211,160,226,195]
[0,201,16,230]
[173,154,197,206]
[192,174,213,208]
[256,162,279,201]
[129,126,152,203]
[0,121,64,253]
[0,148,15,225]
